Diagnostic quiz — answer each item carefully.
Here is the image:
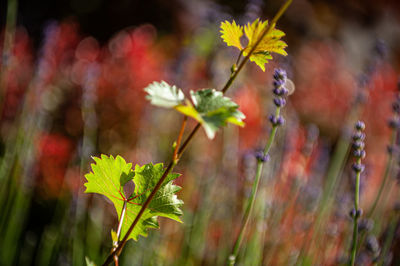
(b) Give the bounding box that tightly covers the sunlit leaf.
[144,81,185,108]
[84,155,183,241]
[176,89,245,139]
[220,18,288,71]
[220,20,243,50]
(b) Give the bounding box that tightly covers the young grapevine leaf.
[84,155,183,241]
[144,81,185,108]
[175,89,245,139]
[243,19,287,71]
[220,18,287,71]
[220,20,243,50]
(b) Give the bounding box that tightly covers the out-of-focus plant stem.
[0,0,18,112]
[298,101,362,264]
[228,107,280,266]
[368,131,396,218]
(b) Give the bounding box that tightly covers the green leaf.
[176,89,245,139]
[144,81,185,108]
[84,155,183,241]
[85,257,96,266]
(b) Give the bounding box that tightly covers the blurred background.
[0,0,400,265]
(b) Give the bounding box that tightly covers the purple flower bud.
[352,163,365,173]
[355,121,365,131]
[352,140,365,151]
[269,115,285,126]
[353,150,366,159]
[392,102,400,113]
[352,132,366,141]
[255,150,270,163]
[273,79,285,88]
[273,68,287,81]
[273,97,286,107]
[388,118,400,129]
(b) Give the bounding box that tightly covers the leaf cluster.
[144,81,245,139]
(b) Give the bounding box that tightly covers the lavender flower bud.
[273,97,286,107]
[352,163,365,173]
[352,132,365,141]
[269,115,285,126]
[353,150,366,159]
[273,68,287,81]
[352,140,365,151]
[355,121,366,131]
[388,118,400,129]
[255,150,270,163]
[273,79,285,88]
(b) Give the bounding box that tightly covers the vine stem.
[173,116,188,163]
[102,1,292,264]
[112,200,127,266]
[228,107,280,266]
[350,157,361,266]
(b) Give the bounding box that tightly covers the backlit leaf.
[220,18,288,71]
[84,155,183,241]
[176,89,245,139]
[144,81,185,108]
[220,20,243,50]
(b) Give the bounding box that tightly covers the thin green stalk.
[228,107,281,266]
[102,1,292,264]
[298,103,362,264]
[350,157,361,266]
[379,212,399,265]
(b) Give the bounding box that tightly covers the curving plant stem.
[101,1,292,264]
[228,107,281,266]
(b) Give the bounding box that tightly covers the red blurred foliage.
[0,28,33,122]
[36,133,74,198]
[96,25,167,152]
[235,85,263,150]
[292,41,355,136]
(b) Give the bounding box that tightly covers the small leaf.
[176,89,245,139]
[144,81,185,108]
[243,19,288,71]
[84,155,133,202]
[220,18,288,71]
[84,156,184,242]
[85,257,96,266]
[220,20,243,50]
